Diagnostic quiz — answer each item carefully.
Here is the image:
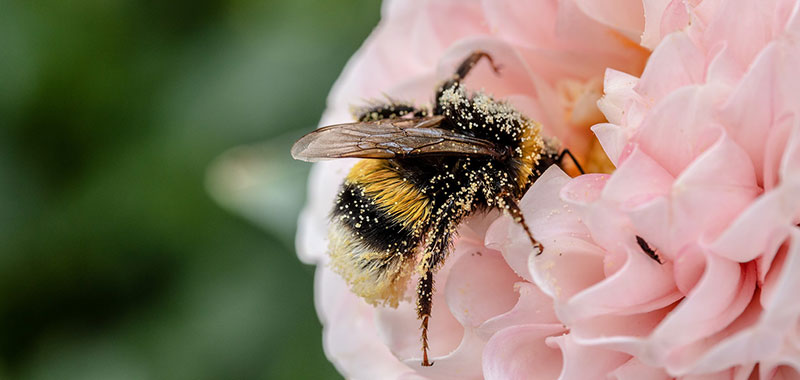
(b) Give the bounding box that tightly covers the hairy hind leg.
[415,215,456,367]
[416,268,435,366]
[416,233,449,367]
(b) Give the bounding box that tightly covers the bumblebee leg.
[415,213,458,367]
[416,268,435,367]
[558,149,585,175]
[416,234,448,367]
[353,102,428,121]
[501,196,543,255]
[434,51,501,114]
[452,51,501,82]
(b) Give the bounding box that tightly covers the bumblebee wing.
[291,116,503,162]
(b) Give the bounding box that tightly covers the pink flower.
[296,0,800,379]
[489,0,800,378]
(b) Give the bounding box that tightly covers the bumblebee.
[292,52,583,366]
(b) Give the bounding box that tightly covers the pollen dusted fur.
[292,52,568,367]
[348,160,431,230]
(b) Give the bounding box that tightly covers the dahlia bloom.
[295,0,800,379]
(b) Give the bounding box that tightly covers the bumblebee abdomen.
[327,219,415,307]
[333,181,419,252]
[328,160,431,306]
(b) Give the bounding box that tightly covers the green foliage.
[0,0,380,378]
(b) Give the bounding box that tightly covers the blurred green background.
[0,0,381,378]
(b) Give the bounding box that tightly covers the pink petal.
[761,363,800,380]
[641,0,670,49]
[296,159,359,264]
[315,266,346,325]
[445,249,522,329]
[634,33,706,104]
[779,119,800,184]
[703,0,778,69]
[530,236,606,302]
[405,329,486,380]
[572,0,645,36]
[649,252,757,370]
[673,245,707,295]
[560,174,610,205]
[718,42,797,186]
[478,282,559,339]
[383,72,442,105]
[761,230,800,333]
[629,133,760,256]
[786,0,800,37]
[317,267,415,378]
[425,0,489,46]
[680,368,745,380]
[765,117,796,190]
[705,43,747,87]
[487,166,590,282]
[523,168,594,239]
[436,38,537,100]
[705,184,800,264]
[396,373,429,380]
[641,0,688,50]
[514,45,615,87]
[485,212,534,282]
[670,133,760,241]
[545,333,630,380]
[458,210,502,248]
[557,237,681,324]
[568,308,674,356]
[687,312,769,377]
[567,202,630,271]
[597,68,640,127]
[601,146,674,209]
[591,123,627,167]
[482,324,567,380]
[555,0,651,75]
[690,0,724,29]
[609,358,671,380]
[763,42,800,188]
[481,0,558,50]
[663,291,763,375]
[735,364,760,380]
[554,0,615,49]
[321,0,491,121]
[633,85,725,177]
[659,0,691,40]
[627,197,680,259]
[376,278,464,362]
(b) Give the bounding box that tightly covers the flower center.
[556,77,616,174]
